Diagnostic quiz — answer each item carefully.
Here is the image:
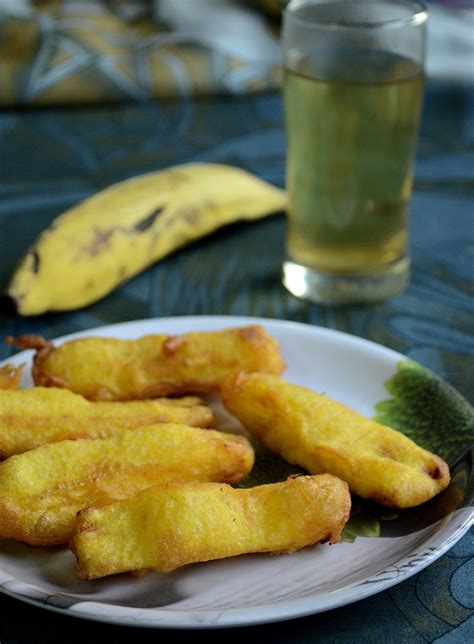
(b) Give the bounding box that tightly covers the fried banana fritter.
[221,373,450,509]
[7,325,285,400]
[71,474,351,579]
[0,425,254,545]
[0,386,213,457]
[0,364,24,390]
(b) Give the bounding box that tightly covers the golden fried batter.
[0,424,254,545]
[7,325,285,400]
[71,474,351,579]
[0,364,24,390]
[221,373,450,509]
[0,386,213,457]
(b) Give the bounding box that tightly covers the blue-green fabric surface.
[0,84,473,641]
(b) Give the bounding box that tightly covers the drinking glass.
[282,0,427,304]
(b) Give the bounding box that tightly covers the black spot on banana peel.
[81,214,165,259]
[87,229,113,257]
[31,251,40,274]
[134,207,164,232]
[5,164,287,316]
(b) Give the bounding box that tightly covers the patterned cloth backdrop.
[0,0,472,107]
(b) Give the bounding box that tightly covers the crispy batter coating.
[0,386,214,457]
[0,425,254,545]
[0,364,24,390]
[7,326,285,400]
[221,373,450,509]
[71,474,351,579]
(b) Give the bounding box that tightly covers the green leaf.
[342,514,381,542]
[374,359,474,464]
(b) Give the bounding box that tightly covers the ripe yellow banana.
[6,163,286,315]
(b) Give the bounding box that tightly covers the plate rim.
[1,314,473,629]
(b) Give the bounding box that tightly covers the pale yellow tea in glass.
[282,1,427,304]
[285,54,424,273]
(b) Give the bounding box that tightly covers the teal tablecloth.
[0,85,473,641]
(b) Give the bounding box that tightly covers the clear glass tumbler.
[282,0,427,304]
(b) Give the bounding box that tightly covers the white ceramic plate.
[0,316,472,629]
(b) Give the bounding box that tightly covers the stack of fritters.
[0,324,450,579]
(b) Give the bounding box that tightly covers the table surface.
[0,83,473,642]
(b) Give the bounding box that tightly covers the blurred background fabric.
[0,0,472,107]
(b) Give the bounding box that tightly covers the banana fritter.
[221,373,450,509]
[71,474,351,579]
[7,325,285,400]
[0,386,213,457]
